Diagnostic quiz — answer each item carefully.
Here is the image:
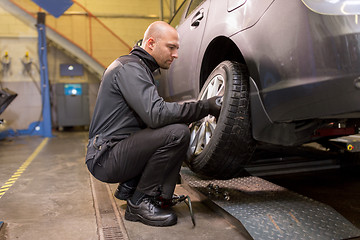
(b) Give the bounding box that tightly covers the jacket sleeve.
[115,62,210,128]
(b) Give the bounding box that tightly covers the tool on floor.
[206,183,231,201]
[174,194,195,227]
[157,194,196,226]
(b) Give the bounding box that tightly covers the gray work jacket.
[87,46,210,147]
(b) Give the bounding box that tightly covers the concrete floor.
[0,132,97,240]
[0,131,250,240]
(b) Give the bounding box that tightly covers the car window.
[170,0,190,28]
[185,0,206,18]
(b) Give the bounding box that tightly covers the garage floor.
[0,131,250,240]
[0,130,359,239]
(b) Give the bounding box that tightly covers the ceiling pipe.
[160,0,164,21]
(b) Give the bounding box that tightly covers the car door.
[166,0,210,102]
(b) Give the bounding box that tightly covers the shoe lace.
[143,198,155,212]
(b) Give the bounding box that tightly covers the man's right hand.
[207,96,222,119]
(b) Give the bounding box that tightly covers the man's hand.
[207,96,222,119]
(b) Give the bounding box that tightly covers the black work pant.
[87,124,190,199]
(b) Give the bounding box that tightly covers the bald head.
[141,21,179,69]
[142,21,178,47]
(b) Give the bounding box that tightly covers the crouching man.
[85,21,221,227]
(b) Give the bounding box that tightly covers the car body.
[157,0,360,178]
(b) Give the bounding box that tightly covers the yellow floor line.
[0,138,49,199]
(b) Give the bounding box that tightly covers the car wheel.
[187,61,256,179]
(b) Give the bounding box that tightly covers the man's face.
[150,31,179,69]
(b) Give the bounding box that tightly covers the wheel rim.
[189,74,225,157]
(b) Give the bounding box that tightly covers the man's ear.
[147,37,155,51]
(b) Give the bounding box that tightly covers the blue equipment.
[0,12,53,139]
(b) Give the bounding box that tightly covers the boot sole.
[125,210,177,227]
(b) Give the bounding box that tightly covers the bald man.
[86,21,221,227]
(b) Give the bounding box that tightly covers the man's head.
[141,21,179,69]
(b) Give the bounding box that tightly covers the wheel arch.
[199,36,246,88]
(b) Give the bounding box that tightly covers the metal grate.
[90,175,129,240]
[103,226,126,240]
[181,168,360,240]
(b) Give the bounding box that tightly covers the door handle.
[191,9,204,27]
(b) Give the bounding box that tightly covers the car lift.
[181,128,360,239]
[181,166,360,240]
[0,12,53,140]
[180,127,360,239]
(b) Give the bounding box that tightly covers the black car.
[158,0,360,178]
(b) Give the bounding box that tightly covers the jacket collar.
[130,46,159,73]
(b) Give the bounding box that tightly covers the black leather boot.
[114,177,140,200]
[125,197,177,227]
[114,182,136,200]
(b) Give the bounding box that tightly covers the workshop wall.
[0,0,179,131]
[0,5,98,130]
[77,0,177,46]
[41,0,179,66]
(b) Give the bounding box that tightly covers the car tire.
[187,61,256,179]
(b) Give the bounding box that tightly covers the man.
[86,21,221,227]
